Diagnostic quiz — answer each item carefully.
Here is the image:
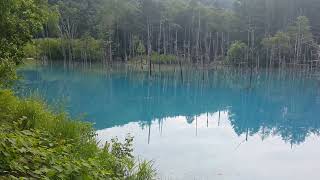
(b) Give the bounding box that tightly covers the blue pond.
[18,63,320,179]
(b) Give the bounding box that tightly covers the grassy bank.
[0,88,155,179]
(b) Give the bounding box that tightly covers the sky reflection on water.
[97,111,320,180]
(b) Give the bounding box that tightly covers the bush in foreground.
[0,89,155,179]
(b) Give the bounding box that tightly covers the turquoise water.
[19,63,320,179]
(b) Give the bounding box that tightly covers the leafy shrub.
[0,59,18,88]
[31,37,104,62]
[34,38,64,60]
[227,41,248,64]
[0,125,154,179]
[0,126,108,179]
[73,36,104,61]
[129,52,179,65]
[0,0,48,64]
[0,89,156,179]
[151,53,178,64]
[23,42,39,59]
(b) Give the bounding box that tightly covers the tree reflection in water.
[18,63,320,145]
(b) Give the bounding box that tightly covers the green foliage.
[0,127,107,179]
[0,89,156,179]
[287,16,313,41]
[27,0,318,66]
[33,38,64,60]
[73,35,104,61]
[136,40,146,55]
[46,5,60,37]
[0,126,153,179]
[151,53,178,64]
[130,53,179,65]
[262,31,290,51]
[0,60,18,88]
[30,38,104,61]
[227,41,248,64]
[37,0,320,66]
[0,89,92,140]
[0,0,48,63]
[261,16,313,63]
[23,42,39,59]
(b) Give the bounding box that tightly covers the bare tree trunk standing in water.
[174,28,183,82]
[158,19,162,72]
[147,18,152,76]
[196,10,201,64]
[163,22,167,56]
[58,15,77,68]
[109,35,113,68]
[58,26,67,68]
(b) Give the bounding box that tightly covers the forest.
[29,0,320,72]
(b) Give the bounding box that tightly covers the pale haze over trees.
[31,0,320,69]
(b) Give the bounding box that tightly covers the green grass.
[0,89,156,179]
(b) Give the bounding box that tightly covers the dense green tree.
[0,0,48,63]
[227,41,248,64]
[262,31,290,66]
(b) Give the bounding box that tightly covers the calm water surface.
[18,63,320,180]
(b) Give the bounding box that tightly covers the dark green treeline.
[33,0,320,68]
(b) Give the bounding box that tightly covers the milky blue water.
[18,63,320,180]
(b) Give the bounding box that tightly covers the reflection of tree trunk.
[246,30,250,67]
[218,110,221,126]
[246,127,249,141]
[179,59,183,82]
[62,39,66,67]
[148,124,151,144]
[206,112,209,128]
[183,28,186,65]
[195,116,198,136]
[68,40,72,65]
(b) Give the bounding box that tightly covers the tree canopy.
[0,0,48,63]
[27,0,319,68]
